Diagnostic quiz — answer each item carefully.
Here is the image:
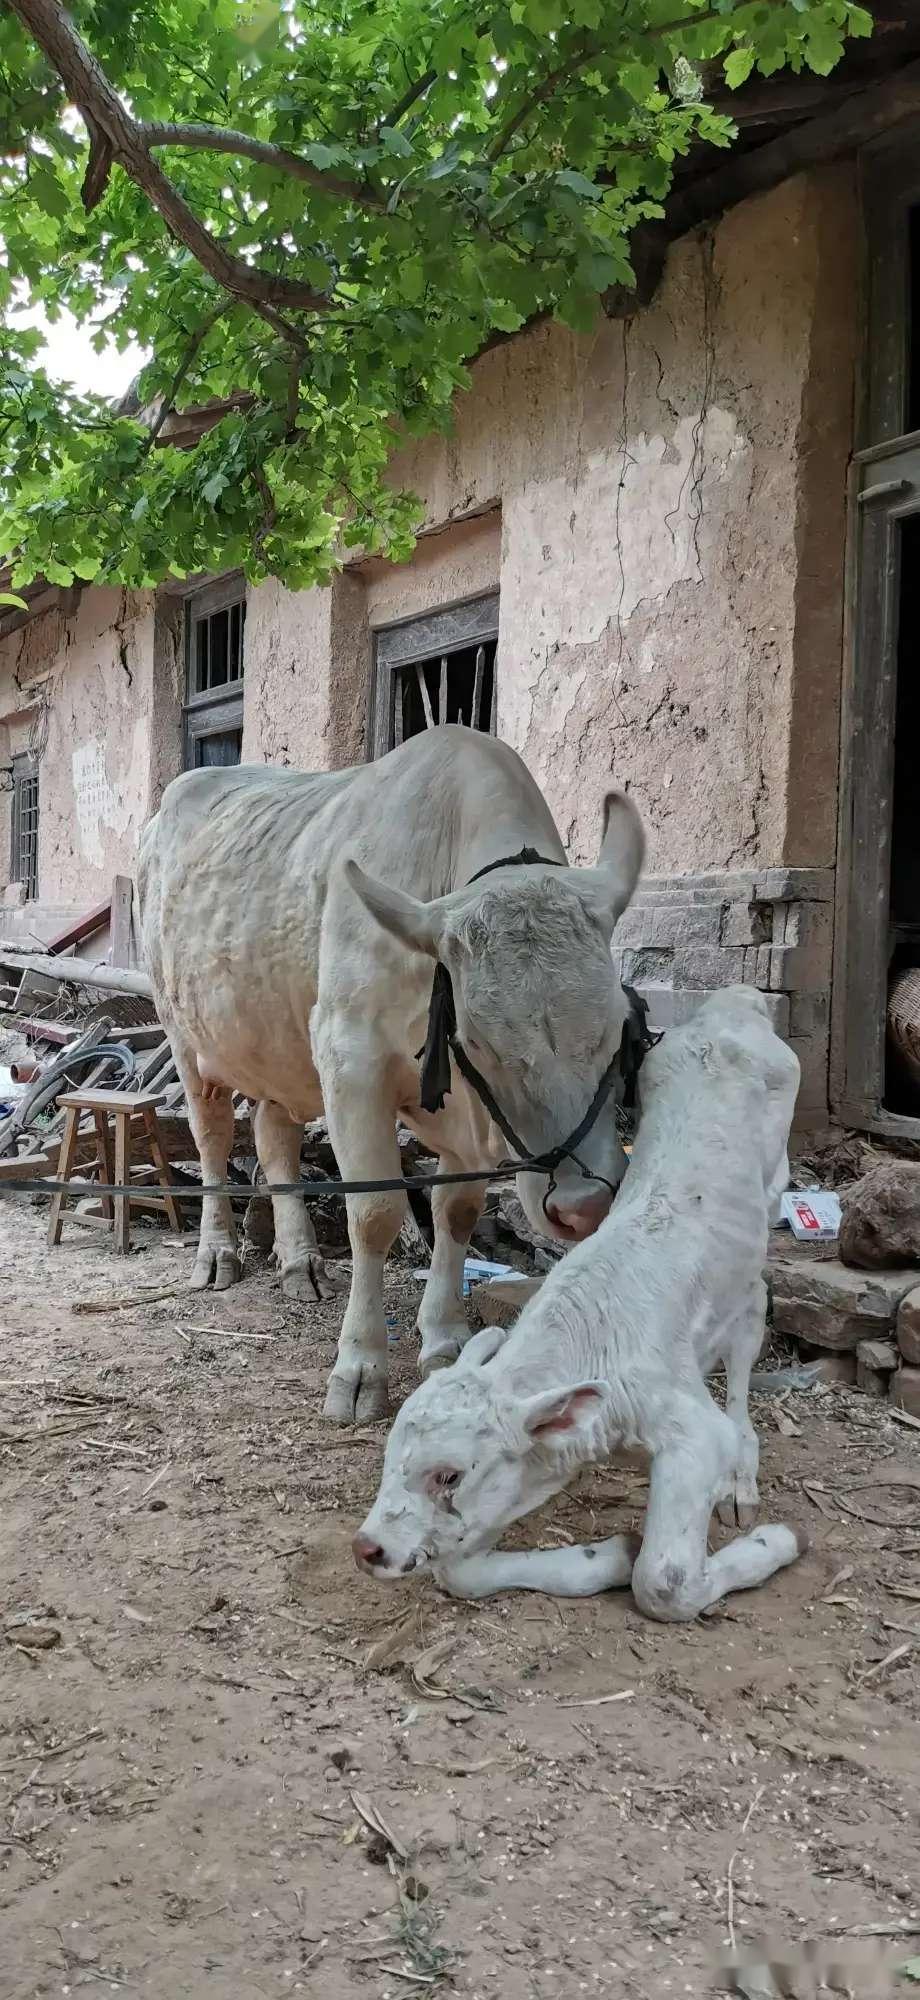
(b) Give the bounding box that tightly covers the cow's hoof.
[189,1247,241,1291]
[281,1259,344,1303]
[418,1346,459,1378]
[322,1373,389,1426]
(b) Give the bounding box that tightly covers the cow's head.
[352,1326,605,1578]
[344,790,644,1244]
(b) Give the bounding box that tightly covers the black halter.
[416,848,658,1202]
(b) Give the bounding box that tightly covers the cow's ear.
[575,790,644,937]
[343,859,443,958]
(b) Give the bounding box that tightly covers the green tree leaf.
[0,0,862,589]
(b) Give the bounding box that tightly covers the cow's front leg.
[253,1100,344,1303]
[319,1069,406,1425]
[417,1166,488,1376]
[178,1062,240,1291]
[715,1277,767,1530]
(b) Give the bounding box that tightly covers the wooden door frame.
[832,124,920,1136]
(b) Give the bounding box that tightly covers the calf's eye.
[425,1467,462,1497]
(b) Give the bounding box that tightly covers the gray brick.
[720,898,773,948]
[612,904,722,949]
[768,941,833,994]
[789,991,830,1038]
[753,866,835,902]
[676,945,746,989]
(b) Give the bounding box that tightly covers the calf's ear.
[519,1381,607,1440]
[344,858,444,958]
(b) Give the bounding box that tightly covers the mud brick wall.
[611,866,834,1127]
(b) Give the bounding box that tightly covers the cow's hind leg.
[631,1405,805,1624]
[417,1166,488,1376]
[180,1069,240,1291]
[319,1069,406,1425]
[254,1099,343,1302]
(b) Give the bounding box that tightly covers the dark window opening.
[183,581,245,771]
[194,726,244,769]
[11,754,38,901]
[191,599,245,696]
[393,640,496,747]
[371,593,500,758]
[885,511,920,1113]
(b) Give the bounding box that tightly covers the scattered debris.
[349,1790,409,1863]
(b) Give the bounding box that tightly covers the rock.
[897,1286,920,1365]
[839,1161,920,1268]
[474,1274,544,1329]
[770,1241,920,1351]
[889,1366,920,1418]
[806,1351,858,1387]
[856,1336,899,1373]
[856,1337,897,1398]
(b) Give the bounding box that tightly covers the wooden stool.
[48,1089,183,1253]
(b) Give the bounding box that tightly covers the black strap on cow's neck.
[416,849,660,1191]
[467,846,564,885]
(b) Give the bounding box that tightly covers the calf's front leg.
[715,1276,767,1529]
[632,1407,805,1624]
[437,1533,642,1600]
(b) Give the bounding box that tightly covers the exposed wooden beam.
[665,55,920,240]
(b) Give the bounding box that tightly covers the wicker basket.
[888,966,920,1092]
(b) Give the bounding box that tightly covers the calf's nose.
[546,1186,612,1240]
[353,1530,387,1571]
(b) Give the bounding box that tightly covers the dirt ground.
[2,1201,920,2000]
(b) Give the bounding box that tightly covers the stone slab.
[769,1241,920,1352]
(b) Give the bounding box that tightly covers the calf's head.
[353,1329,607,1578]
[344,790,644,1245]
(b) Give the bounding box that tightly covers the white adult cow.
[137,726,645,1423]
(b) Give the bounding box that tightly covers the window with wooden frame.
[10,752,38,901]
[836,132,920,1134]
[183,577,246,770]
[369,593,499,760]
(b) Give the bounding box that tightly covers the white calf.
[354,987,806,1623]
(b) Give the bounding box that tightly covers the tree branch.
[141,303,227,453]
[8,0,331,316]
[487,39,596,162]
[142,120,384,211]
[384,68,438,127]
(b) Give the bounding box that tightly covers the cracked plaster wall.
[379,165,856,874]
[0,586,156,908]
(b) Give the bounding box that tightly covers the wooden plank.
[110,876,133,969]
[438,655,448,726]
[0,1151,51,1181]
[414,661,435,729]
[0,948,153,1000]
[471,645,485,730]
[45,901,112,955]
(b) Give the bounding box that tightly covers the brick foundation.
[611,867,834,1127]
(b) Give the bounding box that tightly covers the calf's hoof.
[715,1493,760,1531]
[282,1258,345,1303]
[322,1371,389,1426]
[189,1246,241,1292]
